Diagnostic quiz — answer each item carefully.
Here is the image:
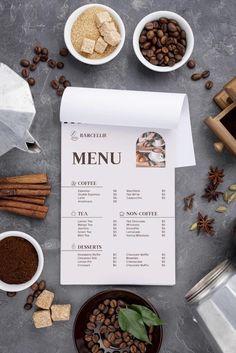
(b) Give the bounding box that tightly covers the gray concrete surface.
[0,0,236,352]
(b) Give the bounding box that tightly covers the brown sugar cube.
[51,304,71,321]
[35,289,54,310]
[99,21,117,36]
[81,38,95,54]
[95,37,108,54]
[95,11,112,28]
[104,31,121,46]
[33,310,52,328]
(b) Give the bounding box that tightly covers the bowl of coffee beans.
[74,289,163,353]
[133,11,194,72]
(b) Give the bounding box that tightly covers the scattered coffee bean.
[57,62,64,69]
[59,75,66,84]
[187,59,196,69]
[33,289,41,298]
[87,322,96,330]
[41,47,48,56]
[21,68,29,78]
[30,63,37,71]
[20,59,30,67]
[40,55,48,62]
[33,55,40,64]
[27,294,34,305]
[6,291,16,297]
[34,46,42,55]
[191,73,202,81]
[205,80,213,90]
[201,70,210,79]
[38,280,46,291]
[24,303,32,310]
[48,59,57,69]
[110,299,117,308]
[59,47,69,56]
[63,80,71,88]
[56,88,64,96]
[27,77,35,86]
[93,308,100,315]
[51,80,59,89]
[31,282,39,291]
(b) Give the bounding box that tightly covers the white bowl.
[0,231,44,292]
[133,11,194,72]
[64,3,125,65]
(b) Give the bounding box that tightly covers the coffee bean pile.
[187,59,214,90]
[139,18,187,67]
[24,280,46,310]
[50,76,71,97]
[84,299,152,353]
[19,46,71,96]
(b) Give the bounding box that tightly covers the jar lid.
[185,260,231,303]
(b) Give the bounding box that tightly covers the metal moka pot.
[0,63,41,157]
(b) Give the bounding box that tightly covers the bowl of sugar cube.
[64,4,126,65]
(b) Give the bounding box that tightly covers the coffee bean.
[130,345,137,353]
[115,331,122,338]
[51,80,59,89]
[27,294,34,304]
[30,63,37,71]
[147,30,155,40]
[63,80,71,88]
[100,325,108,334]
[103,339,111,348]
[104,318,111,326]
[41,48,48,56]
[48,59,57,69]
[168,59,176,66]
[40,55,48,62]
[91,344,100,353]
[145,22,154,30]
[114,338,123,346]
[96,313,105,323]
[98,303,105,311]
[114,320,119,329]
[157,30,164,38]
[92,334,99,343]
[6,291,16,297]
[33,55,40,64]
[201,70,210,78]
[24,303,32,310]
[103,305,109,314]
[33,289,41,298]
[110,314,116,323]
[107,332,115,343]
[89,314,96,323]
[168,22,177,32]
[175,54,183,62]
[38,280,46,291]
[27,77,35,86]
[191,73,202,81]
[93,308,100,315]
[143,42,151,50]
[187,59,196,69]
[34,46,42,55]
[118,300,126,307]
[108,324,116,332]
[21,68,29,78]
[159,17,168,24]
[108,307,115,315]
[88,341,94,349]
[31,282,38,291]
[139,342,146,353]
[205,80,213,90]
[57,62,64,69]
[139,35,147,44]
[20,59,30,67]
[59,47,69,56]
[85,335,93,342]
[120,342,127,349]
[87,322,96,330]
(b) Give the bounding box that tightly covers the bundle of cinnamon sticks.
[0,174,51,219]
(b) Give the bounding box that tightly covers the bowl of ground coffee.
[133,11,194,72]
[0,231,44,292]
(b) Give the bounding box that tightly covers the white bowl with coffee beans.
[133,11,194,72]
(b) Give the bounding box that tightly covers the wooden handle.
[0,174,48,184]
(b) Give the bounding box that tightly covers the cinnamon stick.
[0,174,48,184]
[0,200,48,213]
[0,206,46,219]
[0,183,51,190]
[0,196,45,206]
[0,189,51,197]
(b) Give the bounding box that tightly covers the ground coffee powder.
[0,236,38,284]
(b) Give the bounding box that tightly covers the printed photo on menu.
[60,124,176,285]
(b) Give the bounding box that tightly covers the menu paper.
[60,87,195,285]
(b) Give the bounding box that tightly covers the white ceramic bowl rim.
[64,3,126,65]
[0,231,44,292]
[133,10,194,72]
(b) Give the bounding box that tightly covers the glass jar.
[185,260,236,353]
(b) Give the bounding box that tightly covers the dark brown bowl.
[73,289,163,353]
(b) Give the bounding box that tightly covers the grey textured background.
[0,0,236,352]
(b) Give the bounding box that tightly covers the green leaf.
[129,304,164,327]
[118,308,151,343]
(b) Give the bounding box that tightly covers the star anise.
[202,183,223,202]
[197,212,215,236]
[208,166,224,185]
